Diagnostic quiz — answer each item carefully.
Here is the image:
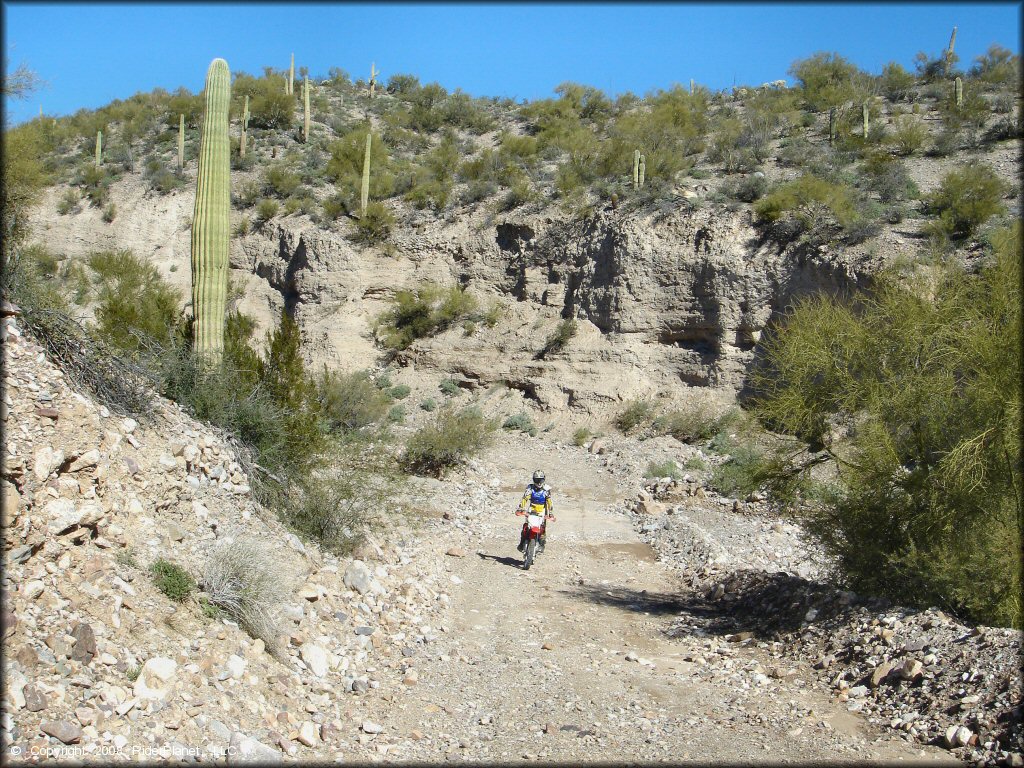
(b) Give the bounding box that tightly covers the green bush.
[536,319,577,359]
[614,399,657,434]
[754,174,869,244]
[265,165,302,198]
[749,224,1022,627]
[102,203,116,223]
[149,559,196,602]
[970,44,1020,89]
[859,152,918,203]
[439,378,460,397]
[316,369,392,432]
[789,52,863,111]
[683,455,708,472]
[708,443,766,498]
[646,460,682,480]
[420,398,437,412]
[402,406,497,476]
[57,188,80,215]
[352,201,394,244]
[389,384,411,399]
[572,427,592,447]
[255,199,279,226]
[502,412,537,437]
[86,250,183,355]
[924,162,1007,240]
[375,284,478,350]
[651,401,722,444]
[879,61,916,102]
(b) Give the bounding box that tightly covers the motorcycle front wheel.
[524,538,537,570]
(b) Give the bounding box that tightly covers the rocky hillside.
[23,60,1022,426]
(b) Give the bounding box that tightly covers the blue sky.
[3,2,1020,125]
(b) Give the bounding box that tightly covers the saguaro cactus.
[190,58,232,362]
[303,76,310,142]
[829,107,837,145]
[288,53,295,95]
[862,102,870,137]
[954,76,963,108]
[369,62,379,98]
[689,78,695,93]
[945,26,957,74]
[178,114,185,171]
[360,131,372,216]
[239,95,249,158]
[95,130,102,167]
[632,149,640,189]
[638,155,646,188]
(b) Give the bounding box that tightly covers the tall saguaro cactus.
[638,155,646,188]
[288,53,295,95]
[369,62,379,98]
[303,76,310,142]
[862,102,870,138]
[239,95,249,158]
[945,26,957,75]
[178,114,185,171]
[954,76,963,108]
[360,131,372,216]
[632,149,640,189]
[190,58,232,362]
[829,107,837,145]
[95,130,103,167]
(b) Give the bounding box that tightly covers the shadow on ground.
[561,569,889,641]
[477,552,524,569]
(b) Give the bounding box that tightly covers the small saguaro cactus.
[178,114,185,171]
[190,58,232,363]
[862,102,870,137]
[360,131,372,216]
[369,62,379,98]
[95,130,103,167]
[638,154,646,188]
[829,107,837,145]
[303,76,310,143]
[239,95,249,158]
[689,78,695,93]
[288,53,295,95]
[632,149,640,189]
[954,76,963,108]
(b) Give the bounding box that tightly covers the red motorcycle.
[516,505,554,570]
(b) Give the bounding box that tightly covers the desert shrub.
[86,250,183,354]
[651,400,722,444]
[253,199,278,226]
[325,126,395,213]
[352,202,394,244]
[233,217,251,237]
[375,284,478,350]
[888,115,928,156]
[102,203,116,223]
[572,427,593,447]
[923,162,1007,240]
[388,404,406,423]
[76,164,110,207]
[789,52,862,111]
[709,442,767,498]
[420,398,437,412]
[439,378,460,397]
[536,319,577,359]
[57,188,80,215]
[402,406,497,476]
[614,399,657,434]
[754,174,864,244]
[316,369,392,432]
[389,384,411,399]
[970,44,1020,89]
[683,455,709,472]
[859,152,918,203]
[149,559,195,602]
[726,174,768,203]
[879,61,916,102]
[240,76,293,130]
[202,538,295,651]
[646,460,682,480]
[503,412,537,437]
[265,165,302,198]
[321,194,346,222]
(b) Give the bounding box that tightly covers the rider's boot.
[538,533,546,553]
[517,531,526,552]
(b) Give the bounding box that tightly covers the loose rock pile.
[1,314,458,762]
[622,469,1023,765]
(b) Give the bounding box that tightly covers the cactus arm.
[190,58,232,362]
[96,130,102,167]
[632,149,640,189]
[954,76,963,108]
[639,154,646,188]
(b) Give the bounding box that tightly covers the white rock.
[226,655,247,680]
[33,446,64,480]
[23,580,45,600]
[133,657,177,700]
[113,734,128,750]
[121,418,138,434]
[297,721,318,747]
[227,732,281,763]
[300,644,329,677]
[362,721,383,734]
[344,561,375,595]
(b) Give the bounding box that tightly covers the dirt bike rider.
[516,470,554,553]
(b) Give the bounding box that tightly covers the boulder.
[133,657,177,701]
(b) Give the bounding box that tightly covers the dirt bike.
[516,505,554,570]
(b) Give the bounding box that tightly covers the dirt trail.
[353,439,957,763]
